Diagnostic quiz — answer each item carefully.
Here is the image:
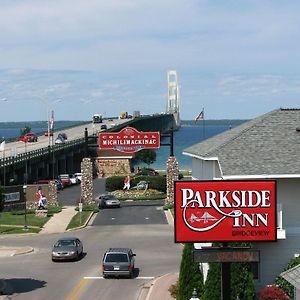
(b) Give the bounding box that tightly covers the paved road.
[92,200,167,226]
[57,178,106,206]
[4,118,126,157]
[0,201,181,300]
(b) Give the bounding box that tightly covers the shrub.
[275,256,300,298]
[177,243,204,300]
[203,242,255,300]
[258,285,290,300]
[106,175,166,192]
[106,176,124,191]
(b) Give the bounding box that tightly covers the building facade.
[183,108,300,291]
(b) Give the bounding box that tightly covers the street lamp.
[24,140,28,230]
[23,184,28,230]
[190,288,200,300]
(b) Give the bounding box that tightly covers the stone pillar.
[80,158,93,204]
[48,181,58,206]
[166,156,179,204]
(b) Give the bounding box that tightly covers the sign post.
[79,202,83,225]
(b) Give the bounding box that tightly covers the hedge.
[106,175,166,192]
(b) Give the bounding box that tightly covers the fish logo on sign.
[183,200,242,232]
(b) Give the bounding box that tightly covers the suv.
[102,248,136,278]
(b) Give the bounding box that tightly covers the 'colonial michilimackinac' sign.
[98,127,160,153]
[174,180,277,242]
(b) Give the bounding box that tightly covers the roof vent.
[296,127,300,132]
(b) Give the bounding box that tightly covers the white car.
[69,174,80,185]
[74,173,82,182]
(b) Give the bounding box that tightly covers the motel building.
[182,108,300,292]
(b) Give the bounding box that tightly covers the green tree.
[0,185,5,212]
[20,126,31,137]
[203,242,255,300]
[135,149,156,166]
[177,243,204,300]
[203,262,221,300]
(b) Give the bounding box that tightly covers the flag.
[195,110,204,121]
[0,140,5,152]
[49,110,54,131]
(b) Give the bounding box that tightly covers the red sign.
[175,180,277,242]
[99,127,160,153]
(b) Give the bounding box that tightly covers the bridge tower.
[167,70,181,128]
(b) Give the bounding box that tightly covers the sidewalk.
[138,273,178,300]
[39,206,77,234]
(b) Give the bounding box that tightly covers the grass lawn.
[0,205,63,231]
[66,211,92,230]
[0,226,41,234]
[0,212,50,227]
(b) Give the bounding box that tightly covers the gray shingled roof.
[183,108,300,176]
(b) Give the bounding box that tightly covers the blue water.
[0,128,46,139]
[0,123,233,171]
[144,124,232,170]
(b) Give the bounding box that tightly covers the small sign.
[193,248,260,263]
[175,180,277,242]
[99,127,160,153]
[79,203,83,212]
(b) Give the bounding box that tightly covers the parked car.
[96,194,120,208]
[17,133,38,142]
[53,179,64,190]
[102,248,136,278]
[51,237,83,261]
[58,174,72,187]
[58,132,68,140]
[74,173,82,182]
[69,174,80,185]
[55,135,65,144]
[136,168,159,176]
[100,124,107,130]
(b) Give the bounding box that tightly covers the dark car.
[102,248,136,278]
[100,124,107,130]
[17,133,38,142]
[96,194,120,208]
[51,237,83,261]
[58,132,67,140]
[136,168,159,176]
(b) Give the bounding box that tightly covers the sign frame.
[98,126,160,153]
[174,180,277,243]
[193,248,260,263]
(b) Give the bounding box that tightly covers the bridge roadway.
[3,118,126,158]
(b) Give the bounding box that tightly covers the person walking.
[123,175,131,190]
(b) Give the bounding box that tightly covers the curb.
[0,246,34,257]
[164,209,174,226]
[66,211,95,231]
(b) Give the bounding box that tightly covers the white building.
[183,108,300,291]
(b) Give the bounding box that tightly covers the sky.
[1,0,300,121]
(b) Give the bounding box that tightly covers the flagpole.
[202,107,205,140]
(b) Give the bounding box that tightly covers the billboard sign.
[175,180,277,242]
[99,127,160,153]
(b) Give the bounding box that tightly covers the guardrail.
[0,137,86,169]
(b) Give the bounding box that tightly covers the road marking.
[65,278,90,300]
[84,276,155,280]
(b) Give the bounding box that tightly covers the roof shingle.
[183,108,300,176]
